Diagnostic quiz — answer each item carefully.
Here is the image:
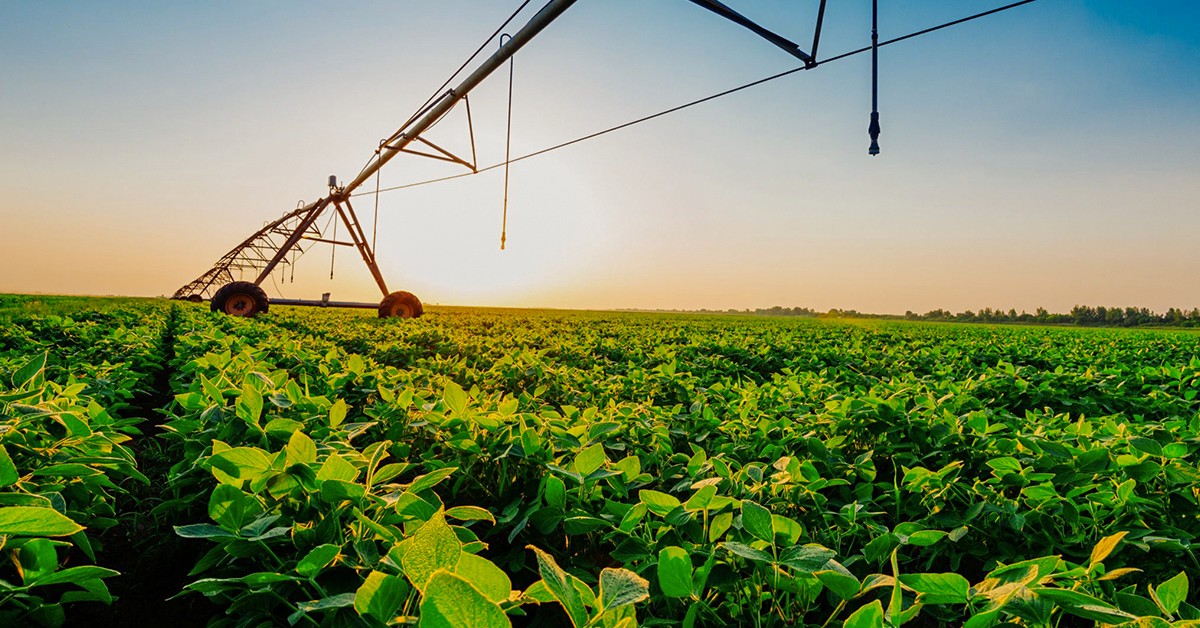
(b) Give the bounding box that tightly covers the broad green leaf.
[599,567,650,611]
[1090,531,1127,567]
[639,489,681,517]
[286,430,317,466]
[402,510,461,592]
[1032,587,1137,622]
[329,399,348,428]
[528,545,589,628]
[1153,572,1189,616]
[12,352,47,389]
[29,565,119,587]
[419,570,508,628]
[355,570,409,623]
[684,485,717,511]
[906,530,947,547]
[174,523,238,539]
[844,600,884,628]
[574,443,606,477]
[779,544,836,573]
[741,500,774,544]
[235,383,263,426]
[208,483,257,530]
[18,538,58,584]
[297,544,341,578]
[545,475,567,509]
[445,506,495,524]
[316,453,358,483]
[0,445,18,487]
[816,566,861,601]
[210,447,272,484]
[899,573,970,605]
[455,553,511,603]
[0,506,84,537]
[408,467,458,494]
[443,381,468,416]
[657,546,694,598]
[721,541,772,564]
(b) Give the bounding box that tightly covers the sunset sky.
[2,1,1197,314]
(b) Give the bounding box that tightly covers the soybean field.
[1,294,1198,627]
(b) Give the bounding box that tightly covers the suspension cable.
[350,0,1038,198]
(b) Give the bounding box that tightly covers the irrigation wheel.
[378,291,423,319]
[211,281,269,317]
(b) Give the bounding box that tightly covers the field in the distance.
[1,294,1198,627]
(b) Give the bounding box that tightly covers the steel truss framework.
[173,0,831,304]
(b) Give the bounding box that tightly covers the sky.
[2,1,1198,314]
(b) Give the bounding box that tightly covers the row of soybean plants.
[0,298,168,625]
[158,305,650,627]
[223,306,1200,626]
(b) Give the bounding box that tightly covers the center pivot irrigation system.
[172,0,1038,318]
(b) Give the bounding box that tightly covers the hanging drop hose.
[868,0,881,156]
[500,34,514,250]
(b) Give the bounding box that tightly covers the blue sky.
[1,1,1197,312]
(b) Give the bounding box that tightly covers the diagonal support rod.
[686,0,814,66]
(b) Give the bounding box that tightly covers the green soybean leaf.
[455,553,511,603]
[816,566,861,601]
[29,565,119,587]
[684,485,717,511]
[445,506,495,524]
[1152,572,1189,616]
[599,567,650,611]
[174,523,238,539]
[286,430,317,466]
[235,383,263,426]
[721,542,773,564]
[443,381,468,416]
[329,399,348,428]
[545,475,567,509]
[639,490,681,517]
[741,500,774,544]
[355,570,409,623]
[0,445,18,487]
[18,538,58,584]
[297,544,341,578]
[402,510,461,592]
[1032,587,1137,623]
[528,545,589,628]
[419,569,508,628]
[657,546,694,598]
[844,600,884,628]
[408,467,457,494]
[0,506,84,537]
[779,544,836,573]
[574,443,606,477]
[316,453,358,483]
[899,573,970,605]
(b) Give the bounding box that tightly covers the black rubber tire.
[211,281,269,317]
[185,294,203,303]
[378,291,423,319]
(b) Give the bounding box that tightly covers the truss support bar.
[686,0,814,66]
[254,198,331,286]
[343,0,579,195]
[332,200,390,297]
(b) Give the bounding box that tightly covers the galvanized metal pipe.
[342,0,579,195]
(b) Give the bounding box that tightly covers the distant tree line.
[623,305,1200,328]
[899,305,1200,327]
